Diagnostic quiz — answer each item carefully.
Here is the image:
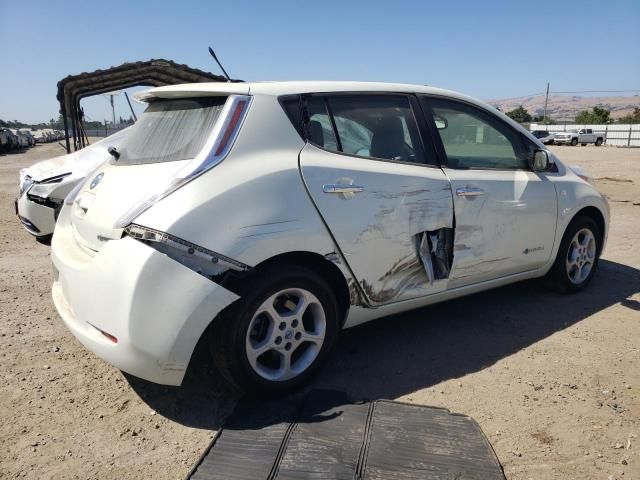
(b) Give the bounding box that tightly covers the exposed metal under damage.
[418,228,454,283]
[125,223,251,280]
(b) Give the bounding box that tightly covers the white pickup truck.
[554,128,606,146]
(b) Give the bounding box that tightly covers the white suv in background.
[51,82,609,394]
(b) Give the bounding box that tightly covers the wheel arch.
[218,250,352,328]
[568,205,606,255]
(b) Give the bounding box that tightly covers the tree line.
[500,105,640,124]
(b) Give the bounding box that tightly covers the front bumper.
[16,191,57,236]
[50,207,240,385]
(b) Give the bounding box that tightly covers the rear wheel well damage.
[213,251,351,328]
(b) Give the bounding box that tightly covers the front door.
[299,94,454,305]
[421,97,558,288]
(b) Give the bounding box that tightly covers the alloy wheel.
[565,228,597,285]
[245,288,326,381]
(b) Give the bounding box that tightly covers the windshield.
[114,97,226,166]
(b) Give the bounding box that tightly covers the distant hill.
[487,95,640,121]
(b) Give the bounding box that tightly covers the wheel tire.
[595,138,603,146]
[571,138,578,146]
[547,215,602,293]
[210,264,340,395]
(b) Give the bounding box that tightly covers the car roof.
[137,80,478,104]
[134,80,539,141]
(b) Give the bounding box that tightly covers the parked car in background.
[32,130,47,143]
[554,128,606,146]
[16,128,130,241]
[530,130,555,145]
[0,127,20,151]
[43,129,56,142]
[9,129,30,149]
[51,81,609,394]
[18,129,36,147]
[0,128,11,152]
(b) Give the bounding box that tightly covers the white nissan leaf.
[51,82,609,394]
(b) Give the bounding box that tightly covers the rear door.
[421,96,557,288]
[299,94,454,305]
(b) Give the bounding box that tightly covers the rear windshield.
[114,97,226,165]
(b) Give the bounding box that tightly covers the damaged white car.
[51,82,609,394]
[16,128,129,241]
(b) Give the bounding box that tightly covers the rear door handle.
[323,184,365,194]
[456,187,485,197]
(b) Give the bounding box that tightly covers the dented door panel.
[445,168,557,288]
[299,143,454,305]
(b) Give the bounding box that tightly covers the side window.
[426,99,528,170]
[306,96,338,152]
[327,95,425,163]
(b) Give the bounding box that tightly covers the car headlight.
[569,165,592,184]
[19,174,34,195]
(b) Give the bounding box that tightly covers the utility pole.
[110,95,115,126]
[543,82,550,123]
[124,91,138,122]
[103,91,121,129]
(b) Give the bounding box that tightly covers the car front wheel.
[548,215,601,293]
[210,265,339,395]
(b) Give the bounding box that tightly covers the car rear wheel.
[547,215,601,293]
[595,138,603,146]
[210,265,339,395]
[571,138,578,146]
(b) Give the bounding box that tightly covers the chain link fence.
[84,125,129,138]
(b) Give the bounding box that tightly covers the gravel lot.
[1,142,638,480]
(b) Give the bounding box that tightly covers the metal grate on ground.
[186,390,505,480]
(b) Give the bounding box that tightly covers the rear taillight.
[114,95,252,229]
[215,99,248,156]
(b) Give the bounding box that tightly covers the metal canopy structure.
[57,59,230,153]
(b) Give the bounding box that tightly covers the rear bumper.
[16,192,56,236]
[50,207,240,385]
[554,138,573,144]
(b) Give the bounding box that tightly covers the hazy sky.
[1,0,639,124]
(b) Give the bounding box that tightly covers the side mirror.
[107,146,120,160]
[531,149,549,172]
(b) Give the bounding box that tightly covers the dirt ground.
[1,141,638,480]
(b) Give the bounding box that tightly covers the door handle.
[456,187,485,197]
[323,184,365,194]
